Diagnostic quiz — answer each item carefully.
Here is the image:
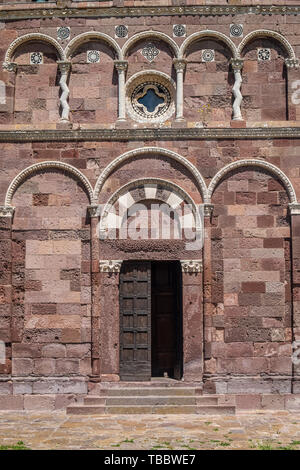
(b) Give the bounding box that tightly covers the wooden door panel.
[119,261,151,381]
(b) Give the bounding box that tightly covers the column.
[57,61,71,122]
[202,203,216,393]
[230,58,244,121]
[180,259,203,382]
[289,203,300,393]
[87,205,101,379]
[2,62,17,118]
[285,58,300,121]
[173,59,187,121]
[114,60,128,121]
[99,260,122,382]
[0,206,14,377]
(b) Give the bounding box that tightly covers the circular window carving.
[126,72,175,123]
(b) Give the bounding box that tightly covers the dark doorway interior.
[151,261,182,380]
[119,260,182,381]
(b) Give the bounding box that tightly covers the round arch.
[93,147,209,204]
[122,31,179,58]
[208,159,297,203]
[4,33,65,64]
[179,30,238,59]
[99,177,201,234]
[5,161,94,206]
[65,32,122,60]
[238,29,296,59]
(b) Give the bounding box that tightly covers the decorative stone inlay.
[258,48,271,61]
[202,49,215,62]
[30,52,43,65]
[99,260,122,273]
[180,260,203,273]
[0,206,14,217]
[123,31,179,59]
[115,25,128,39]
[173,25,186,38]
[57,27,70,41]
[230,24,243,37]
[141,43,159,62]
[289,203,300,215]
[87,50,100,63]
[126,71,175,123]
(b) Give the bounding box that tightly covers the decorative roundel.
[126,72,175,123]
[202,49,215,62]
[30,52,43,65]
[115,25,128,38]
[258,48,271,61]
[87,50,100,63]
[230,24,243,37]
[57,26,70,41]
[173,24,186,37]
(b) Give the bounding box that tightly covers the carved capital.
[87,205,100,218]
[173,59,187,72]
[285,58,299,69]
[114,60,128,72]
[57,61,71,74]
[230,58,244,71]
[2,62,17,73]
[99,260,123,273]
[289,203,300,216]
[180,260,203,273]
[0,206,14,217]
[203,203,214,217]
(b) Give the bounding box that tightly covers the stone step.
[196,396,219,405]
[96,387,199,397]
[67,403,235,415]
[85,396,197,406]
[66,405,106,415]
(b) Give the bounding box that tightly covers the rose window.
[126,73,175,123]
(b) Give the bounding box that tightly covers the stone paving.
[0,411,300,450]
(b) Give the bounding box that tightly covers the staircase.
[66,386,236,415]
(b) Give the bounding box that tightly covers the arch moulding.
[208,159,297,204]
[65,32,122,60]
[5,161,94,206]
[122,31,179,58]
[238,29,297,60]
[4,33,65,65]
[179,30,238,59]
[93,147,209,204]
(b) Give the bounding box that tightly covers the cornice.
[0,127,299,142]
[1,5,300,21]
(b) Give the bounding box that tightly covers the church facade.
[1,0,300,410]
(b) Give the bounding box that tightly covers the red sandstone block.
[34,359,56,376]
[24,395,55,411]
[257,192,278,204]
[12,358,34,376]
[235,395,262,410]
[263,238,283,248]
[235,192,257,205]
[41,343,66,358]
[0,396,24,411]
[242,282,266,293]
